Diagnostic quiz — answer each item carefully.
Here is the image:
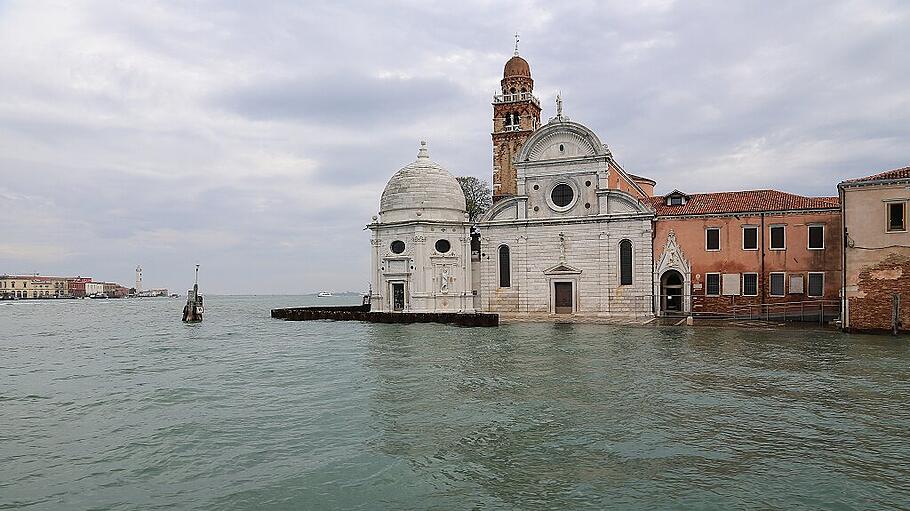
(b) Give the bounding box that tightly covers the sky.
[1,0,908,294]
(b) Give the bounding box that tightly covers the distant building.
[101,282,130,298]
[68,277,92,298]
[839,166,910,333]
[84,282,105,296]
[0,275,64,299]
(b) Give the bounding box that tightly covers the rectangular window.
[670,196,683,205]
[706,273,720,296]
[742,226,758,250]
[789,274,804,294]
[722,273,741,296]
[770,273,785,296]
[808,225,824,250]
[770,225,785,250]
[887,202,906,232]
[705,228,720,251]
[742,273,758,296]
[808,272,824,297]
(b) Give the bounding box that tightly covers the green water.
[2,296,909,510]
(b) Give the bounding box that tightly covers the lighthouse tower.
[491,34,542,200]
[135,266,142,293]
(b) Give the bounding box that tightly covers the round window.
[551,184,575,208]
[390,240,405,254]
[435,239,451,253]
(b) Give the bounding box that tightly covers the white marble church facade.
[475,115,655,318]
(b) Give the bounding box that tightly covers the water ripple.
[1,297,909,510]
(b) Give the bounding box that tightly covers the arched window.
[513,113,520,125]
[505,113,513,125]
[499,245,511,288]
[619,240,633,285]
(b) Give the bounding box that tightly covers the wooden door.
[554,282,573,314]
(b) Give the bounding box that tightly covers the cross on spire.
[514,32,520,56]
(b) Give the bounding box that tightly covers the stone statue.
[440,267,450,293]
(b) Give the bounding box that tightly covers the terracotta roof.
[649,189,839,216]
[503,55,531,78]
[840,165,910,185]
[628,173,656,185]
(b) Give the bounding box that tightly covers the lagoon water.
[2,295,909,510]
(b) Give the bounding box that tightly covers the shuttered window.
[808,225,824,250]
[743,273,758,296]
[770,226,785,250]
[770,273,785,296]
[808,273,824,297]
[706,274,720,296]
[619,240,633,285]
[743,226,758,250]
[706,228,720,251]
[888,203,906,232]
[498,245,511,288]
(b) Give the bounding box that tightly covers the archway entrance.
[660,270,684,314]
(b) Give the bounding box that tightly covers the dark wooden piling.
[270,305,498,327]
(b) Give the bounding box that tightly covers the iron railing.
[728,299,840,324]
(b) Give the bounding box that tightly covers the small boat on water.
[89,293,109,299]
[182,265,204,323]
[317,291,333,298]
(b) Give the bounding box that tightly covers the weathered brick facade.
[491,54,541,199]
[840,166,910,333]
[847,253,910,332]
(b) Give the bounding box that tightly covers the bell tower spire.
[491,39,542,201]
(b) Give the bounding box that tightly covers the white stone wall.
[369,221,473,313]
[477,217,653,316]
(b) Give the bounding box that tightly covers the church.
[368,46,844,321]
[369,47,656,319]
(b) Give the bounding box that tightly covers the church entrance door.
[660,270,684,314]
[392,283,405,311]
[554,282,573,314]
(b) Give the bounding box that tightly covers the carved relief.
[440,267,450,294]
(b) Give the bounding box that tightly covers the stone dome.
[379,141,467,223]
[503,55,531,78]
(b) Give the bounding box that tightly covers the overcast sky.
[1,0,908,294]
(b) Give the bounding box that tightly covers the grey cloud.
[216,73,466,125]
[1,0,909,293]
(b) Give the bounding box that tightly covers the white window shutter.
[722,273,741,296]
[789,274,804,294]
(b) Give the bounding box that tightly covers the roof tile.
[841,165,910,184]
[649,190,839,216]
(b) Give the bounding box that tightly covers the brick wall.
[849,253,910,332]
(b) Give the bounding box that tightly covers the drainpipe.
[760,212,766,305]
[839,184,847,331]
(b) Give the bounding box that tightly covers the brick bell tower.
[492,36,541,201]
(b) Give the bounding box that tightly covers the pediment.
[656,230,690,275]
[543,263,582,275]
